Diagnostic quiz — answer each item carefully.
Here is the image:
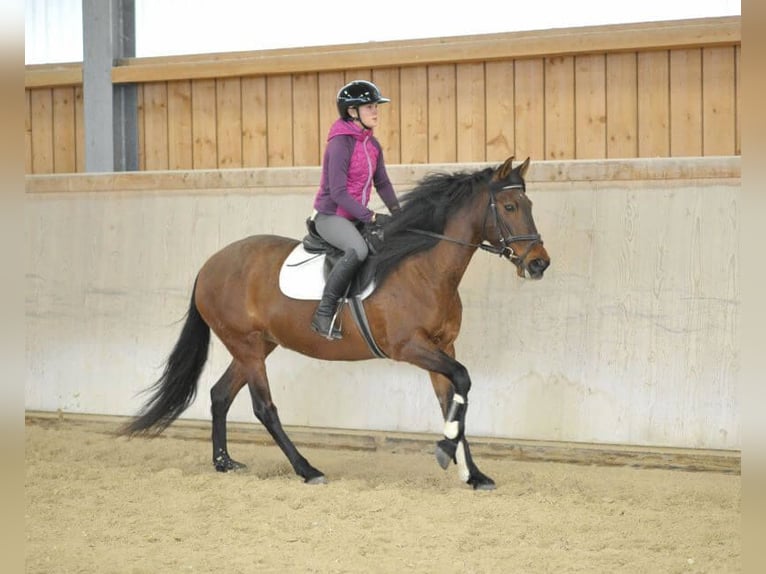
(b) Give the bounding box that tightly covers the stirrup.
[310,310,343,340]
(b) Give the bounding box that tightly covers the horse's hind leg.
[245,358,327,485]
[429,369,495,491]
[210,361,248,471]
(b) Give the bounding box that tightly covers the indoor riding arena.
[25,6,741,573]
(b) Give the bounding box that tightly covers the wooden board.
[142,82,169,170]
[399,66,429,164]
[241,76,268,168]
[52,87,76,173]
[216,78,243,168]
[167,80,193,170]
[30,89,54,173]
[514,58,545,161]
[74,86,85,172]
[544,56,575,159]
[485,60,515,162]
[25,90,32,173]
[575,54,606,159]
[735,46,741,155]
[702,46,736,156]
[292,73,319,167]
[456,63,486,163]
[670,49,703,157]
[427,64,457,163]
[191,79,218,169]
[606,52,638,159]
[266,75,293,167]
[637,51,670,157]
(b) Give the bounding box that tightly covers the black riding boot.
[311,251,362,340]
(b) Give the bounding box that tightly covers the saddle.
[301,218,381,297]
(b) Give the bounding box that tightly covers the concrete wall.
[25,157,741,450]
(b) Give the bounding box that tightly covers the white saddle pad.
[278,244,375,301]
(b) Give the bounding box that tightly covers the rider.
[310,80,401,340]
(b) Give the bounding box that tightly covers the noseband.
[406,183,542,269]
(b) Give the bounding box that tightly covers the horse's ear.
[495,156,516,181]
[517,157,531,178]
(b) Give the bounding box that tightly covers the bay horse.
[121,156,550,490]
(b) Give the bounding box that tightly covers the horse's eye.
[504,203,516,213]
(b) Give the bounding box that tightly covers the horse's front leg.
[429,369,496,491]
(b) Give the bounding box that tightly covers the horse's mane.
[372,166,495,286]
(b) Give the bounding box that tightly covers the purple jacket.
[313,118,398,222]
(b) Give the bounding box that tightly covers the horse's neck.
[418,216,480,290]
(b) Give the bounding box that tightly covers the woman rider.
[310,80,401,340]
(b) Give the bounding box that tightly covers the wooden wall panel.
[514,59,544,162]
[23,18,741,174]
[637,51,670,157]
[266,75,293,167]
[372,68,401,164]
[544,56,575,160]
[456,63,486,163]
[142,82,169,170]
[702,47,736,156]
[241,76,268,168]
[575,54,606,159]
[485,61,515,162]
[399,66,428,164]
[292,73,319,167]
[606,53,638,158]
[427,64,457,163]
[30,89,54,173]
[216,78,243,168]
[167,80,193,169]
[669,49,702,157]
[191,79,218,169]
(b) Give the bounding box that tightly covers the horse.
[121,155,550,490]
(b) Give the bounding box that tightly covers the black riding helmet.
[336,80,391,121]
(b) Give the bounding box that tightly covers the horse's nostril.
[530,258,549,274]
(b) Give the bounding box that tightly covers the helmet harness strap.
[350,107,372,130]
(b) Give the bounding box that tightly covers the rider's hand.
[373,212,392,226]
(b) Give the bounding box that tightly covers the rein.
[405,184,542,265]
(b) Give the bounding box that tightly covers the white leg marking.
[456,441,470,483]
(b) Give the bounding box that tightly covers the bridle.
[406,183,543,268]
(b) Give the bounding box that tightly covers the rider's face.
[352,103,379,128]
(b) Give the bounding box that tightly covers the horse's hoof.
[435,439,456,470]
[469,475,496,491]
[435,446,453,470]
[305,475,327,485]
[213,455,247,472]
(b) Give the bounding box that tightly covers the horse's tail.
[121,278,210,436]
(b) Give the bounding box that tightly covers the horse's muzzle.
[526,257,549,279]
[513,243,550,279]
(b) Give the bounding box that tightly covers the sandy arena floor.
[25,418,740,573]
